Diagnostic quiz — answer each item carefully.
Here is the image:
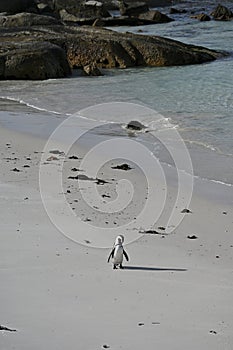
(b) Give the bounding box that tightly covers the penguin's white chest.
[113,245,123,264]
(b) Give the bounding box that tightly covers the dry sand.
[0,121,233,350]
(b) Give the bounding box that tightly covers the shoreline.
[1,96,233,189]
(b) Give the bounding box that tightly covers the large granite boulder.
[0,24,225,80]
[0,41,71,80]
[0,12,61,27]
[0,0,36,14]
[64,26,223,69]
[211,4,233,21]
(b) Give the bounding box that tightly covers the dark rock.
[0,325,17,332]
[111,163,132,170]
[211,4,233,21]
[49,149,64,155]
[191,13,211,21]
[83,0,111,18]
[169,8,187,14]
[68,174,95,181]
[92,18,105,26]
[4,157,18,161]
[91,15,169,26]
[53,0,80,14]
[11,168,21,172]
[138,10,173,23]
[0,57,4,78]
[141,229,161,235]
[187,235,198,239]
[54,0,111,19]
[37,0,54,8]
[200,14,211,22]
[37,2,54,15]
[83,63,102,75]
[1,41,71,80]
[98,0,118,10]
[68,155,79,159]
[127,120,146,130]
[96,178,108,185]
[0,0,36,14]
[68,174,108,184]
[142,0,172,6]
[0,12,61,27]
[181,208,192,213]
[91,0,174,10]
[59,9,80,23]
[119,0,149,17]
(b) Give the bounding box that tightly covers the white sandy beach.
[1,118,233,350]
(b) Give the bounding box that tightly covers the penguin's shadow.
[124,266,187,272]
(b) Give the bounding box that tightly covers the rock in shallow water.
[211,4,233,21]
[138,10,173,23]
[83,63,102,76]
[126,120,146,130]
[191,13,211,22]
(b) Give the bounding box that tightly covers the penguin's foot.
[113,265,117,269]
[119,264,124,269]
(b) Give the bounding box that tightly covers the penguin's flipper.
[107,248,115,263]
[123,249,129,261]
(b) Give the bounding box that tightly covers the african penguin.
[107,235,129,269]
